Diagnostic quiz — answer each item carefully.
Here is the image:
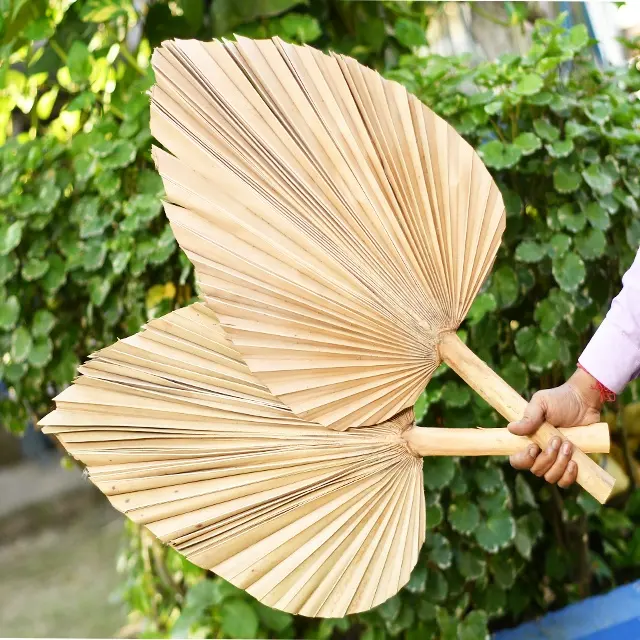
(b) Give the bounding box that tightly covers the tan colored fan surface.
[150,36,505,431]
[40,303,424,617]
[149,37,614,503]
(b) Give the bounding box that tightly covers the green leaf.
[136,169,164,196]
[534,298,562,332]
[436,607,457,640]
[478,141,522,169]
[547,138,574,159]
[475,466,503,493]
[577,492,601,516]
[501,356,528,394]
[124,194,163,224]
[68,41,92,83]
[405,565,427,594]
[490,265,519,308]
[515,240,546,263]
[575,227,606,261]
[0,221,23,255]
[475,512,516,552]
[73,153,96,181]
[529,333,564,372]
[458,610,489,640]
[256,603,292,633]
[80,0,129,22]
[516,488,537,518]
[626,219,640,251]
[211,0,304,35]
[513,132,541,156]
[533,118,559,142]
[585,101,612,125]
[83,242,108,271]
[456,548,486,581]
[0,296,20,330]
[489,555,517,589]
[513,73,543,96]
[514,326,536,359]
[377,595,401,622]
[88,277,111,306]
[426,502,444,529]
[425,569,448,603]
[553,166,581,193]
[11,326,32,363]
[41,254,67,294]
[21,257,49,281]
[394,18,427,48]
[584,202,610,231]
[548,233,571,258]
[466,293,497,325]
[0,253,19,284]
[171,579,224,638]
[279,13,321,43]
[220,599,259,639]
[566,120,589,138]
[94,171,121,197]
[428,533,452,569]
[36,86,59,120]
[557,203,585,232]
[102,140,136,169]
[448,499,480,535]
[441,381,471,408]
[67,91,96,111]
[583,163,614,194]
[111,250,131,275]
[424,457,456,491]
[28,337,53,368]
[553,253,586,292]
[32,309,56,337]
[566,23,589,51]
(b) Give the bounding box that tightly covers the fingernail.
[567,461,576,473]
[528,445,539,458]
[550,437,561,451]
[562,441,572,456]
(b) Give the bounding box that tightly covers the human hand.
[507,367,604,488]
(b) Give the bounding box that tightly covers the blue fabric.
[493,581,640,640]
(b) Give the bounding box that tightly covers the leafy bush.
[2,1,640,639]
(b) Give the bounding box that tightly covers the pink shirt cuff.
[579,320,640,393]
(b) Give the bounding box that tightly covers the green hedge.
[2,2,640,639]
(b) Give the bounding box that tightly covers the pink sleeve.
[578,249,640,393]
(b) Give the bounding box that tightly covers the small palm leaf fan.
[41,37,613,618]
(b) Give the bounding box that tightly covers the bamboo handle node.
[438,332,615,504]
[403,423,610,457]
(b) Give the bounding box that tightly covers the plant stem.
[50,39,68,63]
[119,45,147,77]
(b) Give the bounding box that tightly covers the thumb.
[508,392,547,435]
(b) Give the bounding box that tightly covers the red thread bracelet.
[577,363,616,403]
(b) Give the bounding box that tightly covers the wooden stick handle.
[403,424,610,456]
[438,332,615,504]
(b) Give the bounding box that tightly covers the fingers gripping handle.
[438,332,615,504]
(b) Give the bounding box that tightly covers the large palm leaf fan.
[41,37,614,618]
[148,36,612,502]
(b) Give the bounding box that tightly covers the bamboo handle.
[403,424,610,456]
[438,332,615,504]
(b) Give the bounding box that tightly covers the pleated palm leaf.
[42,36,614,618]
[149,36,612,502]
